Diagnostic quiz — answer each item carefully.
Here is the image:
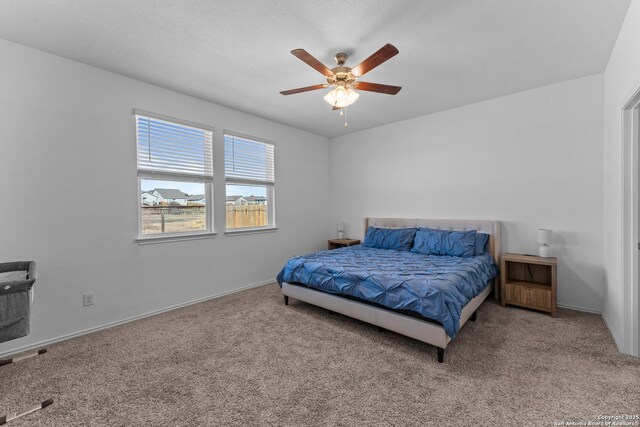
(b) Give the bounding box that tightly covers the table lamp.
[537,228,553,257]
[337,222,344,239]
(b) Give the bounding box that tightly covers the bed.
[277,218,501,363]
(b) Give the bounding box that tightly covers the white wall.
[603,0,640,354]
[330,74,604,312]
[0,39,331,355]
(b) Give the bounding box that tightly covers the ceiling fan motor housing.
[324,53,355,87]
[328,60,357,88]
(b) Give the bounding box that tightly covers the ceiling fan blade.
[356,82,402,95]
[280,84,326,95]
[332,106,342,111]
[351,44,399,77]
[290,49,334,77]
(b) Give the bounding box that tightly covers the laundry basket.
[0,261,53,425]
[0,261,36,344]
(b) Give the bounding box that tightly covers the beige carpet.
[1,283,638,426]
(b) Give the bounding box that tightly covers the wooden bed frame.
[281,218,501,363]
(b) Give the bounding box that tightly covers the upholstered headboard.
[364,218,501,264]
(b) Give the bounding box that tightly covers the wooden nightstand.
[328,239,361,250]
[501,253,557,317]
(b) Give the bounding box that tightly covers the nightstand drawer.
[505,282,551,310]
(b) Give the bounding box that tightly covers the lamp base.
[538,244,552,258]
[337,231,344,239]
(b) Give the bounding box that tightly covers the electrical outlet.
[83,293,95,307]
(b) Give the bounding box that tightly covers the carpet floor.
[0,283,638,426]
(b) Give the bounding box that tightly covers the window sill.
[136,232,217,245]
[224,227,278,236]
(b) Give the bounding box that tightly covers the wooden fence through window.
[140,204,268,233]
[226,204,268,228]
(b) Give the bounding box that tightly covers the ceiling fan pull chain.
[344,107,348,128]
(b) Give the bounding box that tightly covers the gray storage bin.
[0,261,36,344]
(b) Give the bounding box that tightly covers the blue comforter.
[277,245,498,339]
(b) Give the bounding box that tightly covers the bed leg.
[437,348,445,363]
[284,296,289,305]
[470,310,477,322]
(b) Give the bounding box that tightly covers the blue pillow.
[474,233,489,256]
[411,228,476,258]
[362,226,417,251]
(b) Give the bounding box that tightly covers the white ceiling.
[0,0,631,138]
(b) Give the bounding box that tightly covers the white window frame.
[224,130,276,234]
[135,109,216,243]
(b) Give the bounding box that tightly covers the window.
[136,111,214,238]
[224,132,275,231]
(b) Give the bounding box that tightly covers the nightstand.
[501,253,557,317]
[328,239,361,250]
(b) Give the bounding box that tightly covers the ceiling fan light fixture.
[323,87,359,108]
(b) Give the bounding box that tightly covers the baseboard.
[0,279,275,359]
[557,303,601,314]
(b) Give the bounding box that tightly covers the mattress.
[277,245,498,339]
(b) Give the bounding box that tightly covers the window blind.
[137,115,213,178]
[224,134,274,183]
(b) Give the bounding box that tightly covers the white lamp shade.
[323,88,359,108]
[537,228,553,245]
[337,222,344,232]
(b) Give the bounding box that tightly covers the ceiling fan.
[280,43,401,113]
